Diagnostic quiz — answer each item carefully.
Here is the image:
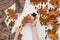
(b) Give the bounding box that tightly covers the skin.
[27,14,39,40]
[14,25,23,40]
[14,14,39,40]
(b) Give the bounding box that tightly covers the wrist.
[32,24,36,27]
[32,26,36,30]
[15,32,19,37]
[32,25,36,27]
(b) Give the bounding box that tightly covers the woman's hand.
[27,14,37,27]
[15,24,23,36]
[27,14,39,40]
[14,24,23,40]
[30,18,37,27]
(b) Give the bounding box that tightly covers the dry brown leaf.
[49,0,60,8]
[30,0,41,5]
[21,16,28,26]
[37,4,60,40]
[9,21,15,27]
[49,10,60,17]
[43,5,48,11]
[52,23,60,32]
[42,0,48,4]
[46,29,58,40]
[7,8,18,20]
[30,0,48,5]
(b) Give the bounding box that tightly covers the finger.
[29,13,31,16]
[27,20,32,23]
[15,27,19,32]
[29,14,34,20]
[27,18,32,20]
[16,27,19,30]
[19,25,23,31]
[34,19,37,24]
[20,25,23,29]
[31,18,37,24]
[34,16,37,20]
[20,27,23,31]
[19,24,23,28]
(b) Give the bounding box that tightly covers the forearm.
[14,33,19,40]
[32,26,39,40]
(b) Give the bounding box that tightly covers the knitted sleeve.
[0,0,16,10]
[0,11,6,24]
[0,0,25,13]
[16,0,25,13]
[0,22,10,40]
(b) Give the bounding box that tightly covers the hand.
[31,19,37,26]
[30,18,37,27]
[27,14,37,27]
[15,24,23,36]
[27,14,39,40]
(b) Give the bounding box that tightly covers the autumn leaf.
[7,8,18,20]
